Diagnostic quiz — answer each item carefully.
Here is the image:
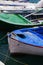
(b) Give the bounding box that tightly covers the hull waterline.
[8,37,43,56]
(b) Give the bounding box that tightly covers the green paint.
[0,13,32,25]
[0,13,43,32]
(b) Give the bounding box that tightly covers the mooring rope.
[4,47,9,65]
[0,34,7,41]
[25,8,43,18]
[0,51,28,65]
[0,32,28,65]
[30,18,43,21]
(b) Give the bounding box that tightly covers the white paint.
[0,1,36,10]
[0,61,5,65]
[36,0,43,8]
[8,36,43,56]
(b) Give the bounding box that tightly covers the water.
[29,0,40,3]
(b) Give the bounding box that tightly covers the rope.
[25,8,43,18]
[0,32,28,65]
[30,18,43,21]
[0,52,28,65]
[0,34,7,41]
[4,48,9,64]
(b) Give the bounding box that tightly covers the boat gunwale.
[8,36,43,48]
[0,18,43,26]
[0,13,43,26]
[8,27,43,48]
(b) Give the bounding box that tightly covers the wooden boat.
[0,1,36,11]
[0,2,35,13]
[0,13,43,31]
[1,1,42,13]
[0,31,43,65]
[0,1,43,14]
[8,27,43,55]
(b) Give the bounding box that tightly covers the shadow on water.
[10,53,43,65]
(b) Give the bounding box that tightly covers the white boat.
[8,27,43,55]
[0,1,36,11]
[0,1,43,14]
[0,61,5,65]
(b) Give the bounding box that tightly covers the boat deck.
[20,13,43,20]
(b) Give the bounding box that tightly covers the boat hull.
[8,37,43,55]
[0,13,43,31]
[0,20,43,32]
[0,20,31,31]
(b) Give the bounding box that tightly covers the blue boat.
[8,27,43,55]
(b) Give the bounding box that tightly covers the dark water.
[0,31,43,65]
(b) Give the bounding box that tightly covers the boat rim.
[8,36,43,48]
[0,18,43,26]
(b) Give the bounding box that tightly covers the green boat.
[0,13,43,31]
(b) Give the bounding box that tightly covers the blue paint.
[10,27,43,47]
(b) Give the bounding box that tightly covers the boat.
[0,0,43,14]
[21,13,43,22]
[0,13,43,31]
[0,30,43,65]
[0,13,31,31]
[0,2,36,13]
[8,27,43,55]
